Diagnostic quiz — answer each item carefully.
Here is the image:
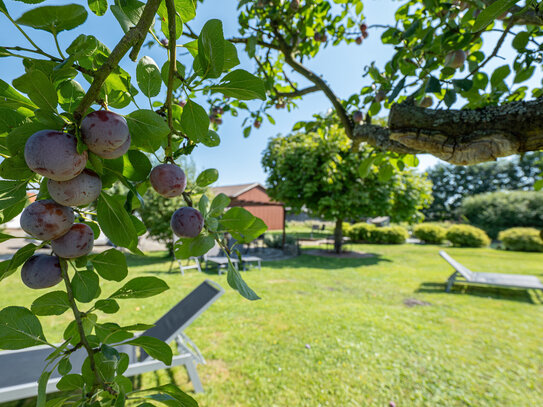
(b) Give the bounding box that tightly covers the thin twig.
[165,0,177,162]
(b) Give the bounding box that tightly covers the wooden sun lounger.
[439,250,543,292]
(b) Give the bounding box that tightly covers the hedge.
[459,190,543,238]
[346,223,376,242]
[498,227,543,252]
[371,226,408,244]
[413,224,447,244]
[446,225,490,248]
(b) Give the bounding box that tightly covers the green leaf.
[452,79,473,92]
[31,291,70,316]
[66,34,99,58]
[210,69,266,100]
[16,4,88,34]
[109,277,169,300]
[0,154,33,180]
[0,232,16,243]
[123,150,152,182]
[227,261,260,301]
[0,243,37,282]
[137,56,162,98]
[491,65,511,88]
[472,0,517,32]
[220,207,256,232]
[57,79,84,113]
[534,179,543,191]
[94,299,120,314]
[91,248,128,282]
[0,180,29,211]
[146,384,198,407]
[126,110,169,153]
[443,89,457,107]
[0,0,7,14]
[196,168,218,187]
[378,162,394,182]
[71,269,100,303]
[56,374,84,391]
[175,0,196,23]
[198,19,225,78]
[512,31,530,51]
[358,156,375,178]
[223,41,240,71]
[12,70,58,111]
[110,0,144,33]
[231,217,267,244]
[0,306,47,349]
[97,192,139,250]
[200,130,220,147]
[174,235,215,260]
[209,193,230,216]
[58,358,72,375]
[88,0,108,16]
[37,369,52,407]
[388,77,405,102]
[0,79,36,110]
[180,100,209,142]
[125,336,172,365]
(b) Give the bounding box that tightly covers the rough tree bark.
[354,98,543,165]
[334,218,343,254]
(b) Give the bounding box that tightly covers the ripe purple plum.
[48,169,102,207]
[97,134,131,159]
[360,23,368,32]
[353,110,363,123]
[52,223,94,259]
[254,120,261,129]
[81,111,130,158]
[355,36,363,45]
[444,50,466,69]
[24,130,87,181]
[21,254,62,289]
[150,164,187,198]
[375,89,387,103]
[171,207,204,238]
[20,199,74,241]
[418,96,433,108]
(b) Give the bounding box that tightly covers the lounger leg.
[185,359,204,393]
[446,273,457,293]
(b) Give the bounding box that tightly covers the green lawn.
[1,245,542,406]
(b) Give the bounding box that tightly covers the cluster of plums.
[355,23,369,45]
[19,109,203,289]
[20,110,129,289]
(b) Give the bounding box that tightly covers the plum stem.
[61,260,109,393]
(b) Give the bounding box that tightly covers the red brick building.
[211,183,284,231]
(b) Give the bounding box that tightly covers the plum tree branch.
[73,0,162,122]
[165,0,177,162]
[467,20,513,79]
[272,28,353,138]
[354,98,543,165]
[276,85,320,98]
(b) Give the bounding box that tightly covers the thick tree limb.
[354,98,543,165]
[74,0,162,122]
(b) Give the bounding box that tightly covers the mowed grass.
[1,245,543,406]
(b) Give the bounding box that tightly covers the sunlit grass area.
[1,244,542,406]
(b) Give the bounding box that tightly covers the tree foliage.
[262,122,432,252]
[424,152,543,221]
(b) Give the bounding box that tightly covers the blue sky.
[0,1,537,186]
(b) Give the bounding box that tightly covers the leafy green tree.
[424,152,543,221]
[262,123,432,253]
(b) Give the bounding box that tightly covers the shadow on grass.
[416,282,542,304]
[263,253,391,270]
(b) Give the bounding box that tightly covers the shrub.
[346,223,376,242]
[264,234,297,249]
[413,224,447,244]
[459,190,543,238]
[446,225,490,247]
[342,222,352,236]
[498,227,543,252]
[370,226,408,244]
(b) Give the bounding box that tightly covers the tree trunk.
[334,218,343,254]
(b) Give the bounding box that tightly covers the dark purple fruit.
[21,254,62,289]
[150,164,187,198]
[98,134,131,159]
[24,130,88,181]
[20,200,74,241]
[353,110,363,123]
[81,111,130,158]
[52,224,94,259]
[48,169,102,207]
[355,36,363,45]
[171,207,204,238]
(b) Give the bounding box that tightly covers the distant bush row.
[344,223,408,244]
